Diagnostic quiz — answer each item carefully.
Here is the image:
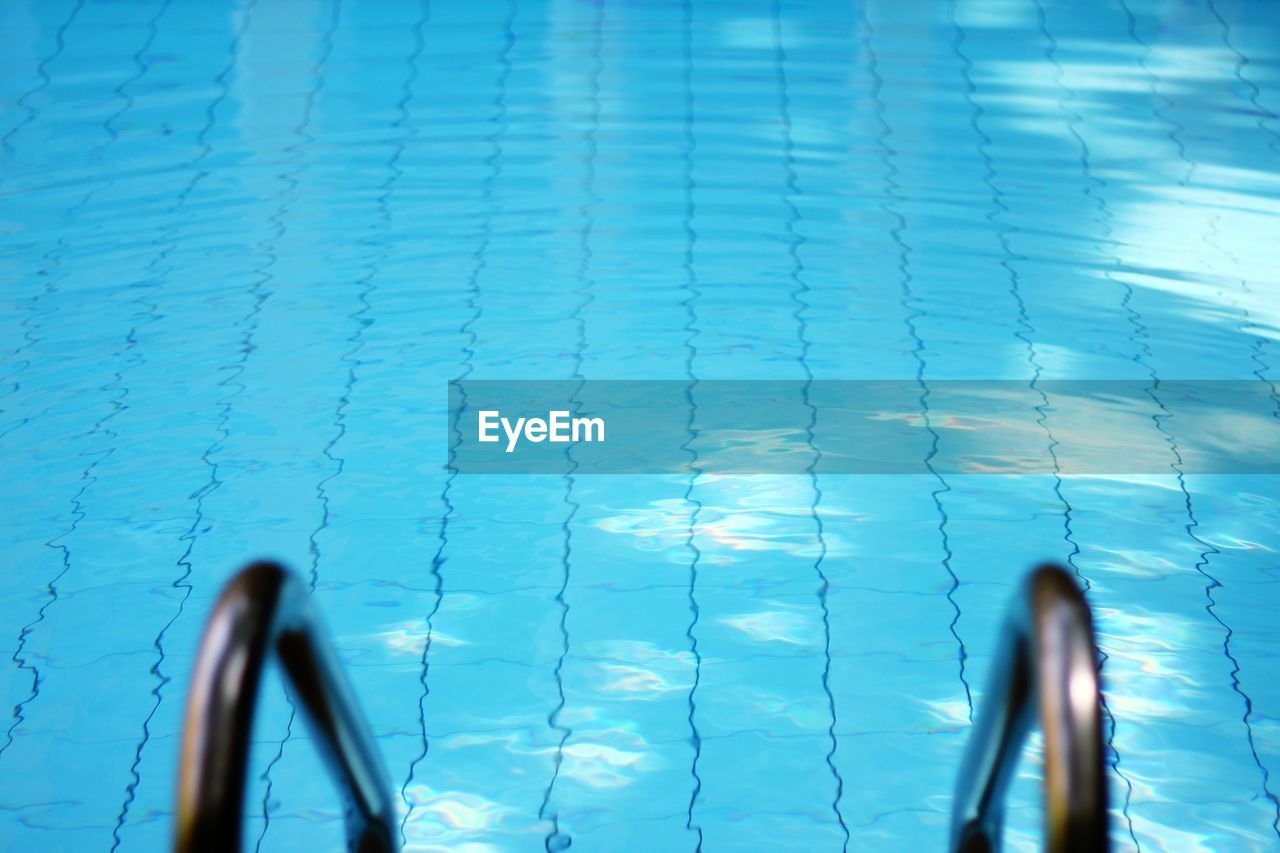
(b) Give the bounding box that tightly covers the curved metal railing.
[951,563,1110,852]
[175,561,397,853]
[178,560,1105,852]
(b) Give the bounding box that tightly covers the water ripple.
[772,3,848,846]
[399,1,515,842]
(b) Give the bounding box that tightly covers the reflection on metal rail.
[175,561,397,853]
[951,564,1110,852]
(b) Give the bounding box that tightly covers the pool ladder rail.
[174,561,1108,852]
[951,563,1110,852]
[174,562,396,853]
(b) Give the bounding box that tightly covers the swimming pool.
[2,0,1278,849]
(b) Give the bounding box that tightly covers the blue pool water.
[3,0,1280,849]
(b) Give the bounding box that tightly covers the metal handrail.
[951,563,1109,852]
[175,561,397,853]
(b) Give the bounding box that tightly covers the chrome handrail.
[951,563,1109,852]
[175,561,397,853]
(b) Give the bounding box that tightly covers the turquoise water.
[2,0,1279,850]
